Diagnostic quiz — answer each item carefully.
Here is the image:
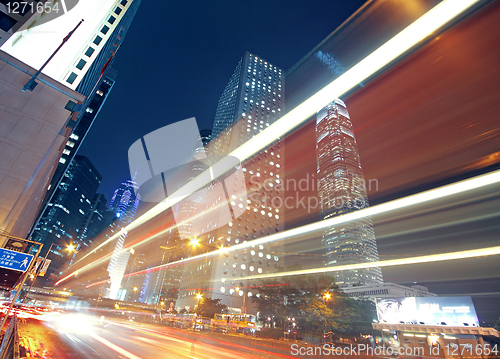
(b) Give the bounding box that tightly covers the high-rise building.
[1,0,141,90]
[28,0,141,239]
[105,180,140,299]
[79,193,111,246]
[0,0,141,245]
[176,52,285,312]
[316,99,383,287]
[30,155,102,279]
[40,70,117,214]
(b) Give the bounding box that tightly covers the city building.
[176,52,285,312]
[0,50,85,243]
[343,282,436,299]
[78,193,113,248]
[1,0,141,90]
[105,180,140,299]
[30,155,102,279]
[0,0,141,245]
[29,0,141,240]
[316,99,383,287]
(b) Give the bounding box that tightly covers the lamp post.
[235,286,246,315]
[23,242,75,302]
[322,292,331,339]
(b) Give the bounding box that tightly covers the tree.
[251,270,377,339]
[195,297,226,319]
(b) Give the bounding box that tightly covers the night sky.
[78,0,366,199]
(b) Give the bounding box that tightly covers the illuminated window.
[66,141,75,148]
[86,107,94,113]
[63,149,70,155]
[59,158,66,164]
[70,133,79,140]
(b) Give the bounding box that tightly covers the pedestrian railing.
[0,316,20,359]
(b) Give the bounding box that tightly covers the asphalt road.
[17,315,293,359]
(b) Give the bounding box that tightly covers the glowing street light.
[133,287,138,292]
[67,244,76,252]
[189,237,200,247]
[196,293,203,300]
[323,292,331,301]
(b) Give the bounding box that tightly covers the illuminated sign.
[376,297,479,327]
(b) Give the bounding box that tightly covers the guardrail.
[0,315,20,359]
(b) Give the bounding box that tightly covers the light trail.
[68,0,482,271]
[88,333,143,359]
[76,169,500,289]
[244,245,500,282]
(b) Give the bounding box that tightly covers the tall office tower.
[109,180,140,221]
[316,99,383,287]
[29,0,140,233]
[78,193,110,246]
[1,0,141,90]
[30,155,102,279]
[40,70,117,215]
[176,52,285,311]
[199,129,212,146]
[106,180,140,299]
[0,0,141,245]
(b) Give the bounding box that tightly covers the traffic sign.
[0,248,33,272]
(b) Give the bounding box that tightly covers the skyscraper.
[30,155,102,279]
[1,0,141,90]
[316,99,383,287]
[0,0,141,244]
[106,180,140,299]
[176,52,285,311]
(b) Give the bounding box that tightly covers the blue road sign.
[0,248,33,272]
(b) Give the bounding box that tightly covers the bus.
[211,313,257,334]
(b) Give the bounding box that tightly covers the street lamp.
[322,292,331,339]
[189,237,200,247]
[23,242,76,302]
[235,287,247,314]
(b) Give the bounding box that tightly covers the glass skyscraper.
[106,180,140,299]
[30,155,102,279]
[316,98,383,287]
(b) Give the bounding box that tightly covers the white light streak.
[66,169,500,287]
[67,0,482,273]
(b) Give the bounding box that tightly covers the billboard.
[376,297,479,327]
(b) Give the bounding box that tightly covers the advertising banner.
[376,297,479,326]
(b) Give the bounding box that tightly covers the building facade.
[316,99,383,287]
[30,155,102,279]
[105,180,140,299]
[1,0,141,90]
[176,52,285,312]
[343,282,436,299]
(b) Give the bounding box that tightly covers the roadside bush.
[256,327,283,339]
